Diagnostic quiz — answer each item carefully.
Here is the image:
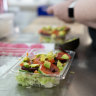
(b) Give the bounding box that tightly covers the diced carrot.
[20,63,24,67]
[26,52,28,56]
[34,70,38,73]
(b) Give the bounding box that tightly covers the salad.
[16,51,71,88]
[39,26,70,43]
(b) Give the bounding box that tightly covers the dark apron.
[88,27,96,49]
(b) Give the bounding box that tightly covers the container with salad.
[12,49,75,88]
[39,26,70,44]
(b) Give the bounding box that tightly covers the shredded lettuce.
[16,72,60,88]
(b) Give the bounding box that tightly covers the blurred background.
[0,0,91,44]
[0,0,65,41]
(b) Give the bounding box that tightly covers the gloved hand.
[47,0,74,22]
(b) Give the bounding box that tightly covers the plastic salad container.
[11,49,75,88]
[39,26,70,44]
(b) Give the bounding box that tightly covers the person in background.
[47,0,96,49]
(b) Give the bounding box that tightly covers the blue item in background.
[37,5,53,16]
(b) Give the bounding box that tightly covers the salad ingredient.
[51,34,56,38]
[56,52,65,60]
[30,64,40,68]
[47,26,52,30]
[44,61,51,69]
[20,63,24,67]
[39,64,59,75]
[61,54,70,60]
[36,54,41,58]
[57,60,64,71]
[34,70,38,73]
[21,66,39,72]
[56,52,71,60]
[58,31,66,36]
[19,51,71,74]
[23,62,30,68]
[33,57,41,65]
[23,57,30,62]
[16,72,60,88]
[48,59,55,64]
[40,54,46,61]
[52,30,58,36]
[46,51,54,60]
[26,52,29,56]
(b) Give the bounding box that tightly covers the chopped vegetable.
[23,62,30,68]
[20,63,24,67]
[19,51,71,74]
[48,59,55,63]
[51,34,56,38]
[26,52,29,56]
[62,53,71,59]
[61,54,69,59]
[39,64,59,75]
[47,51,54,60]
[40,54,46,61]
[34,70,38,73]
[44,61,51,69]
[23,57,30,62]
[58,31,66,36]
[56,52,65,60]
[57,60,63,71]
[36,54,41,58]
[47,26,52,30]
[30,64,40,68]
[16,72,59,88]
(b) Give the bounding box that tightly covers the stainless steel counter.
[66,45,96,96]
[0,32,96,96]
[0,15,96,96]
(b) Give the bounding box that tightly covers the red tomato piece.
[65,53,71,59]
[39,29,43,34]
[56,52,65,60]
[40,64,59,75]
[56,52,71,60]
[33,57,43,65]
[52,30,59,36]
[48,59,55,63]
